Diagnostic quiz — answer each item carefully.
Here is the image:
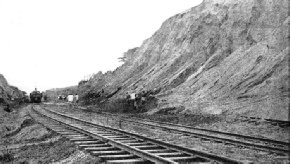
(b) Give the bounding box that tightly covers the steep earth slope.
[79,0,289,120]
[0,74,25,104]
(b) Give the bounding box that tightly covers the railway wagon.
[30,90,43,103]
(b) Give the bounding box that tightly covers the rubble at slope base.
[0,105,99,164]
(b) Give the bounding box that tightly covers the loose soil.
[0,104,100,164]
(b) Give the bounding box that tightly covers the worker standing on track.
[141,90,147,105]
[67,94,73,103]
[134,93,141,111]
[130,93,136,101]
[127,92,136,110]
[73,94,76,104]
[75,94,79,104]
[126,92,130,104]
[67,94,73,108]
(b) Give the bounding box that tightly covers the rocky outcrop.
[0,74,25,103]
[79,0,289,120]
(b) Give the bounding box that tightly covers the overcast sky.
[0,0,203,94]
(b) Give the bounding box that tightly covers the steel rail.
[90,110,289,154]
[98,111,289,146]
[124,118,290,154]
[39,106,247,164]
[32,107,174,163]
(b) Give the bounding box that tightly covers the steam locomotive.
[30,89,43,103]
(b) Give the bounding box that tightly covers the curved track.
[91,111,290,156]
[55,105,289,157]
[31,105,246,164]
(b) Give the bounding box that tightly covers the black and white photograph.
[0,0,289,163]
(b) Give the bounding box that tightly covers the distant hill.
[79,0,288,120]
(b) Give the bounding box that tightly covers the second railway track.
[80,109,290,156]
[30,105,248,164]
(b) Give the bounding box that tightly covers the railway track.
[31,105,247,164]
[240,116,290,127]
[88,111,290,156]
[46,104,289,157]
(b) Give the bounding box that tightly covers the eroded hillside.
[78,0,289,120]
[0,74,25,104]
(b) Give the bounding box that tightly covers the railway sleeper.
[200,138,211,142]
[113,138,137,141]
[158,153,190,158]
[166,156,209,163]
[64,133,89,137]
[97,134,118,137]
[212,140,224,143]
[152,152,185,157]
[224,142,236,147]
[188,135,199,138]
[278,123,290,128]
[81,143,111,149]
[90,150,127,156]
[125,142,152,146]
[106,136,128,139]
[145,149,176,153]
[132,145,162,150]
[120,140,144,143]
[99,154,137,160]
[113,139,138,142]
[74,140,102,144]
[68,138,94,141]
[85,146,118,151]
[271,144,289,149]
[67,136,91,140]
[63,134,86,137]
[90,131,114,134]
[92,133,117,137]
[240,119,250,122]
[52,128,74,131]
[78,143,108,147]
[247,120,258,123]
[106,158,150,164]
[270,152,289,157]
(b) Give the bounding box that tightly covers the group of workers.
[58,94,79,103]
[126,89,154,112]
